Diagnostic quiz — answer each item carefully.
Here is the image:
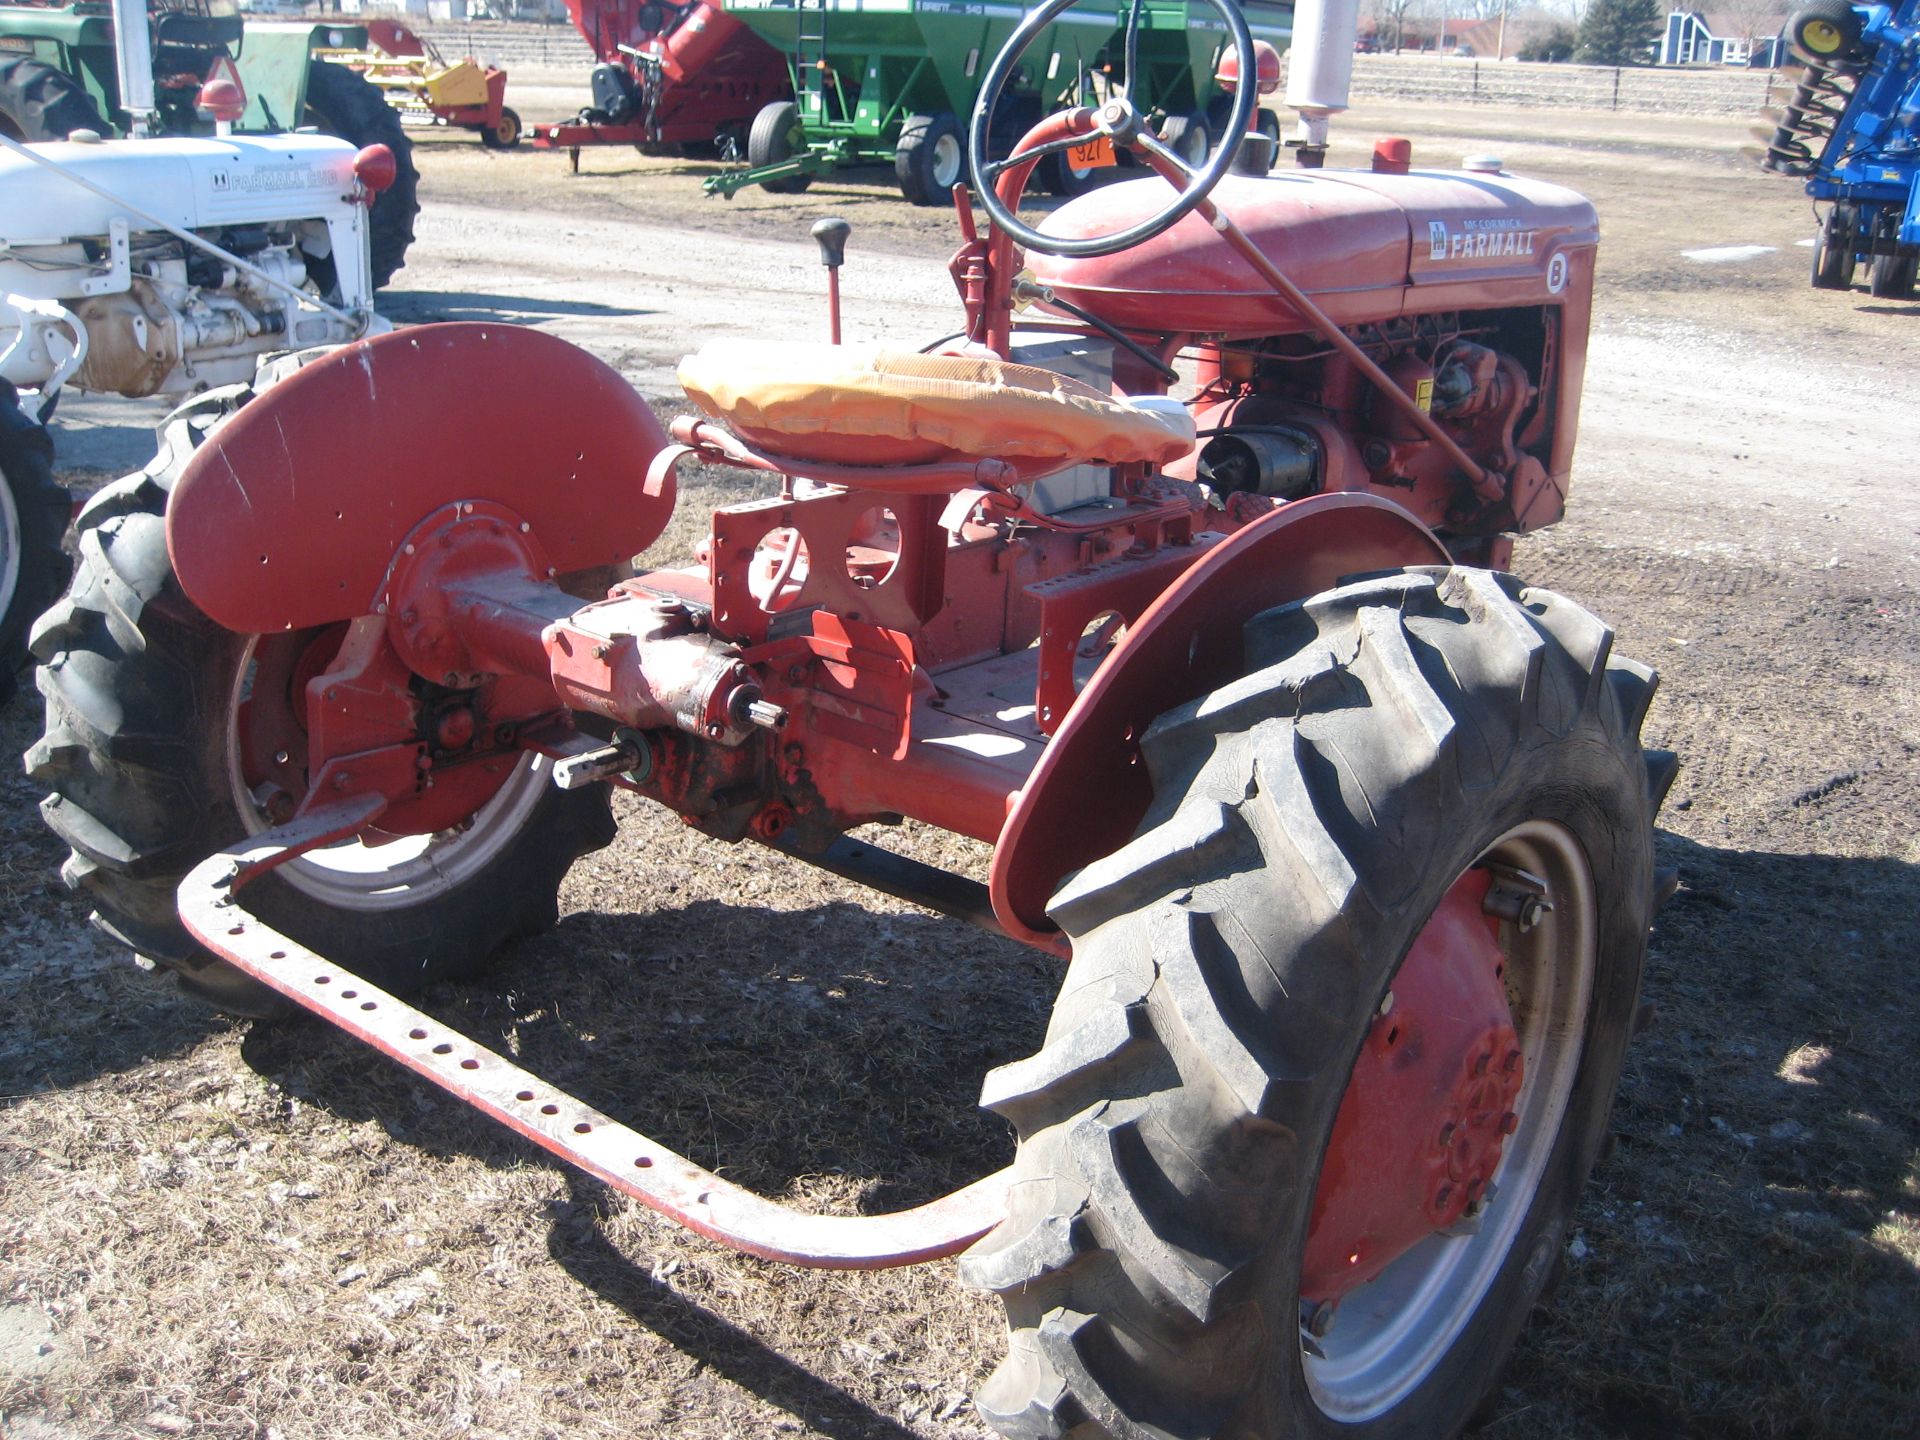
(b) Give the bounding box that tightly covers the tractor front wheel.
[302,60,421,288]
[963,567,1663,1440]
[1,381,70,700]
[26,395,615,1016]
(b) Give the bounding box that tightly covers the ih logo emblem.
[1429,221,1448,260]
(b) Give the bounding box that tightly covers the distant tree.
[1370,0,1422,51]
[1575,0,1662,63]
[1520,20,1579,59]
[1713,0,1788,60]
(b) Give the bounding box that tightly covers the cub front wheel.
[963,567,1666,1439]
[26,396,615,1015]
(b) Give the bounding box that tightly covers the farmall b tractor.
[27,0,1672,1432]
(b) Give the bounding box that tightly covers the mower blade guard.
[166,323,674,636]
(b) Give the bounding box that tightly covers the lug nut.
[1305,1300,1337,1338]
[250,782,295,825]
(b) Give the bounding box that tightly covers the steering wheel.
[965,0,1256,258]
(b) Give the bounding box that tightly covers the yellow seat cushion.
[677,340,1195,468]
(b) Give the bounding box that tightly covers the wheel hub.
[1301,870,1525,1303]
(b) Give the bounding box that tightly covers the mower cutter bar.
[177,805,1011,1270]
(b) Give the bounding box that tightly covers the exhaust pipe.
[1284,0,1360,167]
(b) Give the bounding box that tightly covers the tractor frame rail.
[177,804,1011,1270]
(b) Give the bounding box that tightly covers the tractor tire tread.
[2,382,71,687]
[29,393,615,1016]
[895,111,962,206]
[0,55,110,142]
[964,565,1663,1440]
[303,60,420,288]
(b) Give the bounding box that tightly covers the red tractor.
[26,0,1672,1434]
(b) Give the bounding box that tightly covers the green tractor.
[0,0,418,285]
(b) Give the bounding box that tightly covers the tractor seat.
[677,340,1195,469]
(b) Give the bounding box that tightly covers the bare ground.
[3,94,1917,1440]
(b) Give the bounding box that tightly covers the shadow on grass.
[230,834,1920,1438]
[544,1168,924,1440]
[238,896,1054,1206]
[0,963,232,1107]
[378,290,655,324]
[1484,829,1920,1440]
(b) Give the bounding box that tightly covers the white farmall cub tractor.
[0,50,391,683]
[26,0,1676,1433]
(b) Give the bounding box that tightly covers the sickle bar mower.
[31,0,1672,1433]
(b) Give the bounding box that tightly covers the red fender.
[989,493,1451,944]
[167,323,673,636]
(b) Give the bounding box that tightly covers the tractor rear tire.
[1811,203,1857,289]
[0,55,110,142]
[748,99,813,194]
[895,111,964,206]
[481,106,522,150]
[302,59,421,289]
[962,567,1662,1440]
[26,393,616,1017]
[1,381,70,702]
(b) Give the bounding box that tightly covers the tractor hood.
[1029,169,1600,337]
[0,134,361,246]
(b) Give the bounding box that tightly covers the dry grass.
[4,97,1919,1440]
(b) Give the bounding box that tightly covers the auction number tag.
[1068,135,1117,170]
